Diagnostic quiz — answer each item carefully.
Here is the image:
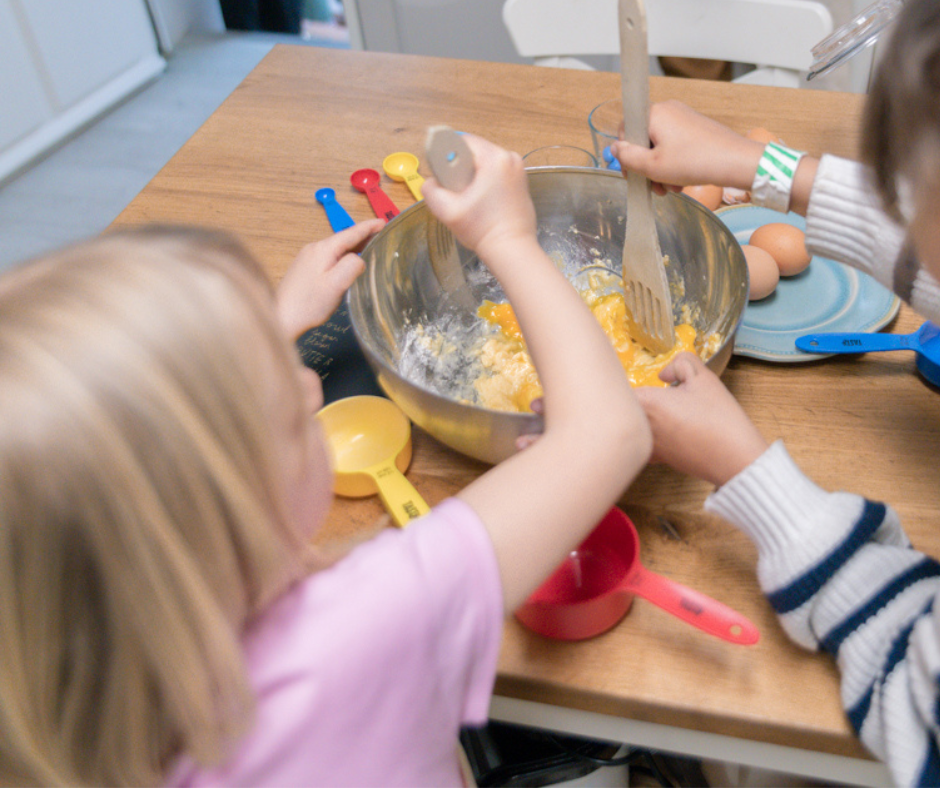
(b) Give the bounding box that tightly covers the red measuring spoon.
[516,507,760,645]
[350,168,400,222]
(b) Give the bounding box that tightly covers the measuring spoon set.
[315,150,429,232]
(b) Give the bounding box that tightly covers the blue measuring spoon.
[602,145,622,171]
[796,322,940,387]
[315,187,355,232]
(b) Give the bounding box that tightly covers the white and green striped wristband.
[751,142,806,213]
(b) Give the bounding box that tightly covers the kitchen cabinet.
[0,0,165,184]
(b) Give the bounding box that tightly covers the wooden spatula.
[619,0,675,354]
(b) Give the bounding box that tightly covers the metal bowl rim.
[350,167,747,425]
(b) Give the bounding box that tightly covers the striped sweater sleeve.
[706,441,940,786]
[805,155,940,323]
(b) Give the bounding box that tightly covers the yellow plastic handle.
[403,171,425,201]
[370,462,431,527]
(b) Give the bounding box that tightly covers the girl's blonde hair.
[863,0,940,221]
[0,227,311,786]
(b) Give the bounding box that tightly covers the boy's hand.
[634,353,769,487]
[276,219,385,339]
[421,134,536,263]
[610,100,764,196]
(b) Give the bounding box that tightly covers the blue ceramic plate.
[717,205,900,362]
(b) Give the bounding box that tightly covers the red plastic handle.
[364,184,399,222]
[625,566,760,645]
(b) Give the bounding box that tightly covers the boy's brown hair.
[863,0,940,222]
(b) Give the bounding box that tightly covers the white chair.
[502,0,834,88]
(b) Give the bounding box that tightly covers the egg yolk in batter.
[476,293,697,412]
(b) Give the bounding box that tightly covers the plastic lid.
[808,0,903,80]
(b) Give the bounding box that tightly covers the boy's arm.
[637,352,939,786]
[611,100,819,216]
[708,444,940,787]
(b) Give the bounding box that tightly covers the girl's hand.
[421,134,536,265]
[634,353,769,487]
[610,100,765,196]
[276,219,385,339]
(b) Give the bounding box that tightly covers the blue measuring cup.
[796,322,940,386]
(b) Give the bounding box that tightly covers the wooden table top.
[113,46,940,760]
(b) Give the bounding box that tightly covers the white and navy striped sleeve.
[707,441,940,787]
[805,155,940,326]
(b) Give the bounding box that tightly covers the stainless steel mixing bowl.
[348,167,747,465]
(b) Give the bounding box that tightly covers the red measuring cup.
[516,507,759,645]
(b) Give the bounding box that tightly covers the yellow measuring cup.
[382,151,425,201]
[316,395,430,527]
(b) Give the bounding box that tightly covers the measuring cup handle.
[629,569,760,645]
[795,331,909,354]
[374,465,431,528]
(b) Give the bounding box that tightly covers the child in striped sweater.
[611,0,940,784]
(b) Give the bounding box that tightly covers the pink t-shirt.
[168,497,503,787]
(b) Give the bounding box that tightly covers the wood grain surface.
[112,46,940,760]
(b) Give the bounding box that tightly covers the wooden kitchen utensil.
[619,0,675,353]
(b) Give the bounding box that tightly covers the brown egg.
[749,223,811,276]
[743,244,779,301]
[746,127,783,145]
[721,187,750,206]
[681,184,723,211]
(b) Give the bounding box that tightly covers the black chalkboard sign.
[295,301,384,404]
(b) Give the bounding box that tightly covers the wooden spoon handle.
[425,126,475,191]
[619,0,650,149]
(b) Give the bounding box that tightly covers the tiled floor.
[0,30,343,271]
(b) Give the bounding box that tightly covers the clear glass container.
[808,0,904,80]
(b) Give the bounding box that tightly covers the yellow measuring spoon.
[382,152,425,201]
[316,395,430,527]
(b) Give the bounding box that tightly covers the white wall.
[343,0,874,92]
[145,0,225,54]
[0,0,166,184]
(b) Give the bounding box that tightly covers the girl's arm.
[423,136,651,612]
[276,219,385,340]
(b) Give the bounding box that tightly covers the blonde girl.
[0,136,650,786]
